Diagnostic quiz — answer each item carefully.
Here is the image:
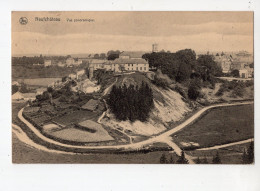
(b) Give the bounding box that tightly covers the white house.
[44,60,52,67]
[239,69,249,78]
[112,58,149,73]
[76,69,85,79]
[12,92,36,101]
[69,73,77,79]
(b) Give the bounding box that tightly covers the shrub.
[12,85,19,95]
[212,152,221,164]
[245,80,254,87]
[160,153,168,164]
[232,86,244,97]
[174,85,188,99]
[231,69,240,77]
[176,150,188,164]
[153,75,169,89]
[188,81,201,100]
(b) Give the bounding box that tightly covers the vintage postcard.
[12,11,254,164]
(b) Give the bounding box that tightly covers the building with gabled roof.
[119,51,147,59]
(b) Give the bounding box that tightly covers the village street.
[12,101,253,164]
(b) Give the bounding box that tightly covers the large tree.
[107,50,120,60]
[197,55,222,78]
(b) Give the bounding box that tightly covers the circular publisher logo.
[19,17,28,25]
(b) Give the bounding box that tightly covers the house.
[12,92,36,101]
[57,61,65,67]
[112,58,149,72]
[239,69,249,78]
[76,69,85,79]
[66,57,75,66]
[23,93,36,101]
[103,62,113,71]
[69,73,77,79]
[44,60,52,67]
[12,81,20,86]
[214,55,232,73]
[81,99,99,111]
[76,59,83,65]
[110,51,149,73]
[12,92,24,101]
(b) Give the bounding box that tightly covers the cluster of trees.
[188,79,202,100]
[107,50,121,60]
[93,53,106,59]
[12,83,31,95]
[12,85,19,95]
[143,50,222,101]
[107,82,154,122]
[160,142,254,164]
[195,152,221,164]
[143,49,196,82]
[12,55,44,66]
[194,156,209,164]
[159,151,188,164]
[216,80,254,98]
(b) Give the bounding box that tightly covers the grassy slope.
[173,104,254,149]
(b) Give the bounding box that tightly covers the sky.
[12,11,254,56]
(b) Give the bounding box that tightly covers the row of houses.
[44,57,83,67]
[214,51,254,78]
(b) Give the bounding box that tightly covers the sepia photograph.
[12,11,254,164]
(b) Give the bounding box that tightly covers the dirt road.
[13,101,253,164]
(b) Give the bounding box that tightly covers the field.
[46,127,114,142]
[52,110,99,126]
[12,64,87,79]
[17,78,61,87]
[186,142,252,164]
[13,133,178,164]
[173,104,254,149]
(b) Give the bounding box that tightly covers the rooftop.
[81,99,99,111]
[113,58,148,65]
[120,51,147,59]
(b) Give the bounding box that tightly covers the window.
[128,64,130,66]
[140,67,142,70]
[144,67,146,71]
[136,67,138,70]
[132,64,133,66]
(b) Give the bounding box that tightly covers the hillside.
[100,73,192,136]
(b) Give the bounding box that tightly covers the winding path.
[13,101,253,164]
[196,138,254,151]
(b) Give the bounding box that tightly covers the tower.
[152,43,158,53]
